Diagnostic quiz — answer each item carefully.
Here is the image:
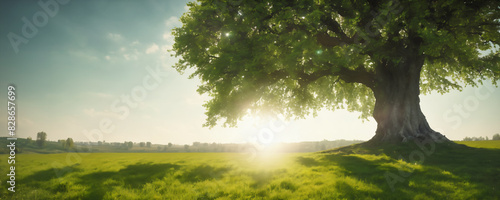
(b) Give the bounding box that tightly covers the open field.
[1,141,499,199]
[455,140,500,149]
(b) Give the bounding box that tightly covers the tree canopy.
[172,0,499,132]
[36,131,47,147]
[66,138,74,150]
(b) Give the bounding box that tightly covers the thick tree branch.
[320,16,352,42]
[315,33,345,47]
[334,65,376,89]
[297,68,332,87]
[264,63,375,90]
[316,16,357,47]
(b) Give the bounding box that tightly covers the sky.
[0,0,499,145]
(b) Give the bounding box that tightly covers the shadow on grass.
[21,164,81,187]
[77,162,180,200]
[322,154,392,180]
[248,170,279,188]
[318,142,500,199]
[119,163,181,187]
[417,144,500,198]
[296,156,320,167]
[176,164,231,183]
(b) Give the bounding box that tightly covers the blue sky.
[0,0,499,145]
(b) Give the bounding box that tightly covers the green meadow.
[1,141,499,200]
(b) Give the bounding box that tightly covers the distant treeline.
[0,137,363,154]
[462,133,500,141]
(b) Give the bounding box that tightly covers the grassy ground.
[0,141,499,199]
[455,140,500,149]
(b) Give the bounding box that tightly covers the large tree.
[172,0,499,144]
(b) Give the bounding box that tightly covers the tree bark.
[368,54,449,144]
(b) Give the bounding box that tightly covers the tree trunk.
[368,54,448,144]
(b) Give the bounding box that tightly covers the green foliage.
[36,131,47,147]
[58,139,66,148]
[172,0,500,127]
[121,141,134,150]
[493,133,500,140]
[66,138,74,150]
[0,141,499,199]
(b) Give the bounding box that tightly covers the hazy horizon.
[1,0,499,145]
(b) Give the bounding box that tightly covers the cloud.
[86,92,114,99]
[122,48,140,61]
[165,16,181,27]
[83,108,121,119]
[107,33,123,41]
[124,54,138,61]
[146,43,159,54]
[162,32,173,41]
[83,108,96,116]
[107,44,141,61]
[130,40,140,46]
[68,50,99,61]
[161,44,173,52]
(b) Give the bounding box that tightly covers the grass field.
[1,141,499,199]
[455,140,500,149]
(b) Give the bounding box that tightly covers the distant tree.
[146,142,152,148]
[184,144,190,152]
[58,139,66,148]
[168,143,173,148]
[464,136,489,141]
[66,138,74,150]
[211,142,218,152]
[98,141,103,146]
[173,0,500,144]
[123,141,132,149]
[26,136,32,144]
[139,142,146,147]
[36,131,47,147]
[493,134,500,140]
[318,142,326,151]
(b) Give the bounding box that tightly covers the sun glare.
[239,111,294,163]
